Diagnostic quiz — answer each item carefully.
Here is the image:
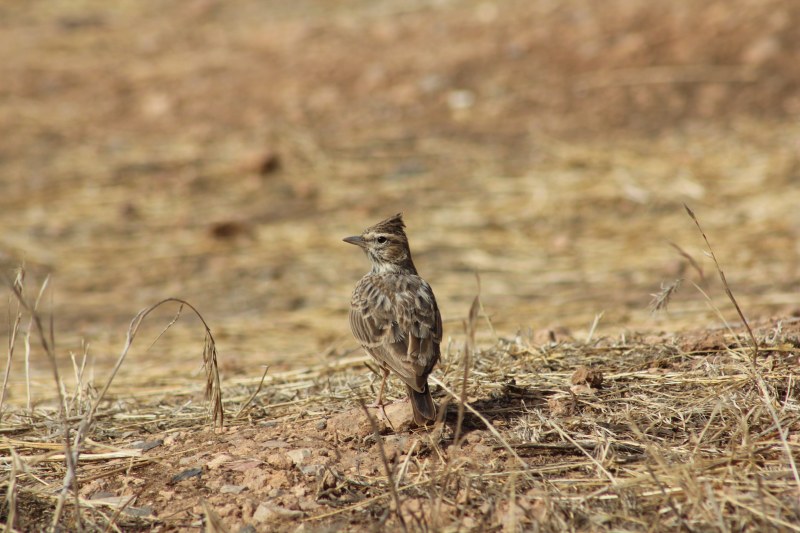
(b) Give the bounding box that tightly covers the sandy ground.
[1,0,800,530]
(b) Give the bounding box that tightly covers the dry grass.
[0,273,226,531]
[2,0,800,530]
[2,0,800,382]
[1,267,799,530]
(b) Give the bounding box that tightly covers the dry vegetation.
[1,0,800,531]
[2,283,800,532]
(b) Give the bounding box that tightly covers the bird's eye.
[376,236,388,244]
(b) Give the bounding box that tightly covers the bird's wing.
[349,275,441,392]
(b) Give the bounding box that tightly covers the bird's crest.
[365,213,406,236]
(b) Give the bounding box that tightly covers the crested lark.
[344,213,443,425]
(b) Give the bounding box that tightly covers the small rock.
[315,420,327,431]
[318,468,338,490]
[262,440,290,449]
[383,435,410,461]
[253,503,303,523]
[123,506,153,518]
[533,326,572,345]
[473,444,492,456]
[266,453,293,469]
[179,452,208,465]
[220,484,246,495]
[300,464,324,476]
[207,454,232,469]
[548,394,575,417]
[298,500,320,512]
[208,221,253,241]
[326,402,416,437]
[253,504,277,523]
[131,439,163,452]
[418,73,444,93]
[286,449,312,466]
[171,467,203,484]
[238,525,257,533]
[90,495,130,507]
[464,431,485,445]
[256,151,281,176]
[742,36,781,65]
[571,366,604,389]
[569,384,596,396]
[447,89,475,110]
[242,467,270,492]
[229,460,263,472]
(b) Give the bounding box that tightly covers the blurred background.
[1,0,799,399]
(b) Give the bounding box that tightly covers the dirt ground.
[1,0,800,531]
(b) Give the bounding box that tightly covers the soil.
[2,0,800,531]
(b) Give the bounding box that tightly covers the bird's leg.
[368,367,390,406]
[368,367,391,420]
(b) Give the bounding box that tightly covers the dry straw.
[1,272,223,531]
[1,205,799,530]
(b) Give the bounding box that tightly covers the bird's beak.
[343,235,366,247]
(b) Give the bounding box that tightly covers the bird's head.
[343,213,417,274]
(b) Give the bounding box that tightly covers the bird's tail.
[407,384,436,425]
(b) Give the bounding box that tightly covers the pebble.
[286,448,311,465]
[220,484,246,495]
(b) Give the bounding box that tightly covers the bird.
[344,213,443,425]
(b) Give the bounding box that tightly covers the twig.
[395,439,419,489]
[753,373,800,493]
[668,241,705,283]
[689,400,722,459]
[506,471,518,532]
[5,448,21,531]
[16,450,142,463]
[147,304,184,351]
[24,314,32,414]
[684,204,758,363]
[11,293,224,530]
[430,375,528,470]
[25,277,48,413]
[1,268,24,417]
[306,478,432,522]
[73,298,224,456]
[645,463,694,532]
[454,294,479,447]
[234,366,270,419]
[474,273,497,340]
[586,312,603,343]
[201,498,230,533]
[100,485,147,533]
[722,494,800,532]
[534,411,617,484]
[7,274,82,532]
[356,397,407,532]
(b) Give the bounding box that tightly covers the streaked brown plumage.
[344,213,442,425]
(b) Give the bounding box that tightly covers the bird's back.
[349,272,442,392]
